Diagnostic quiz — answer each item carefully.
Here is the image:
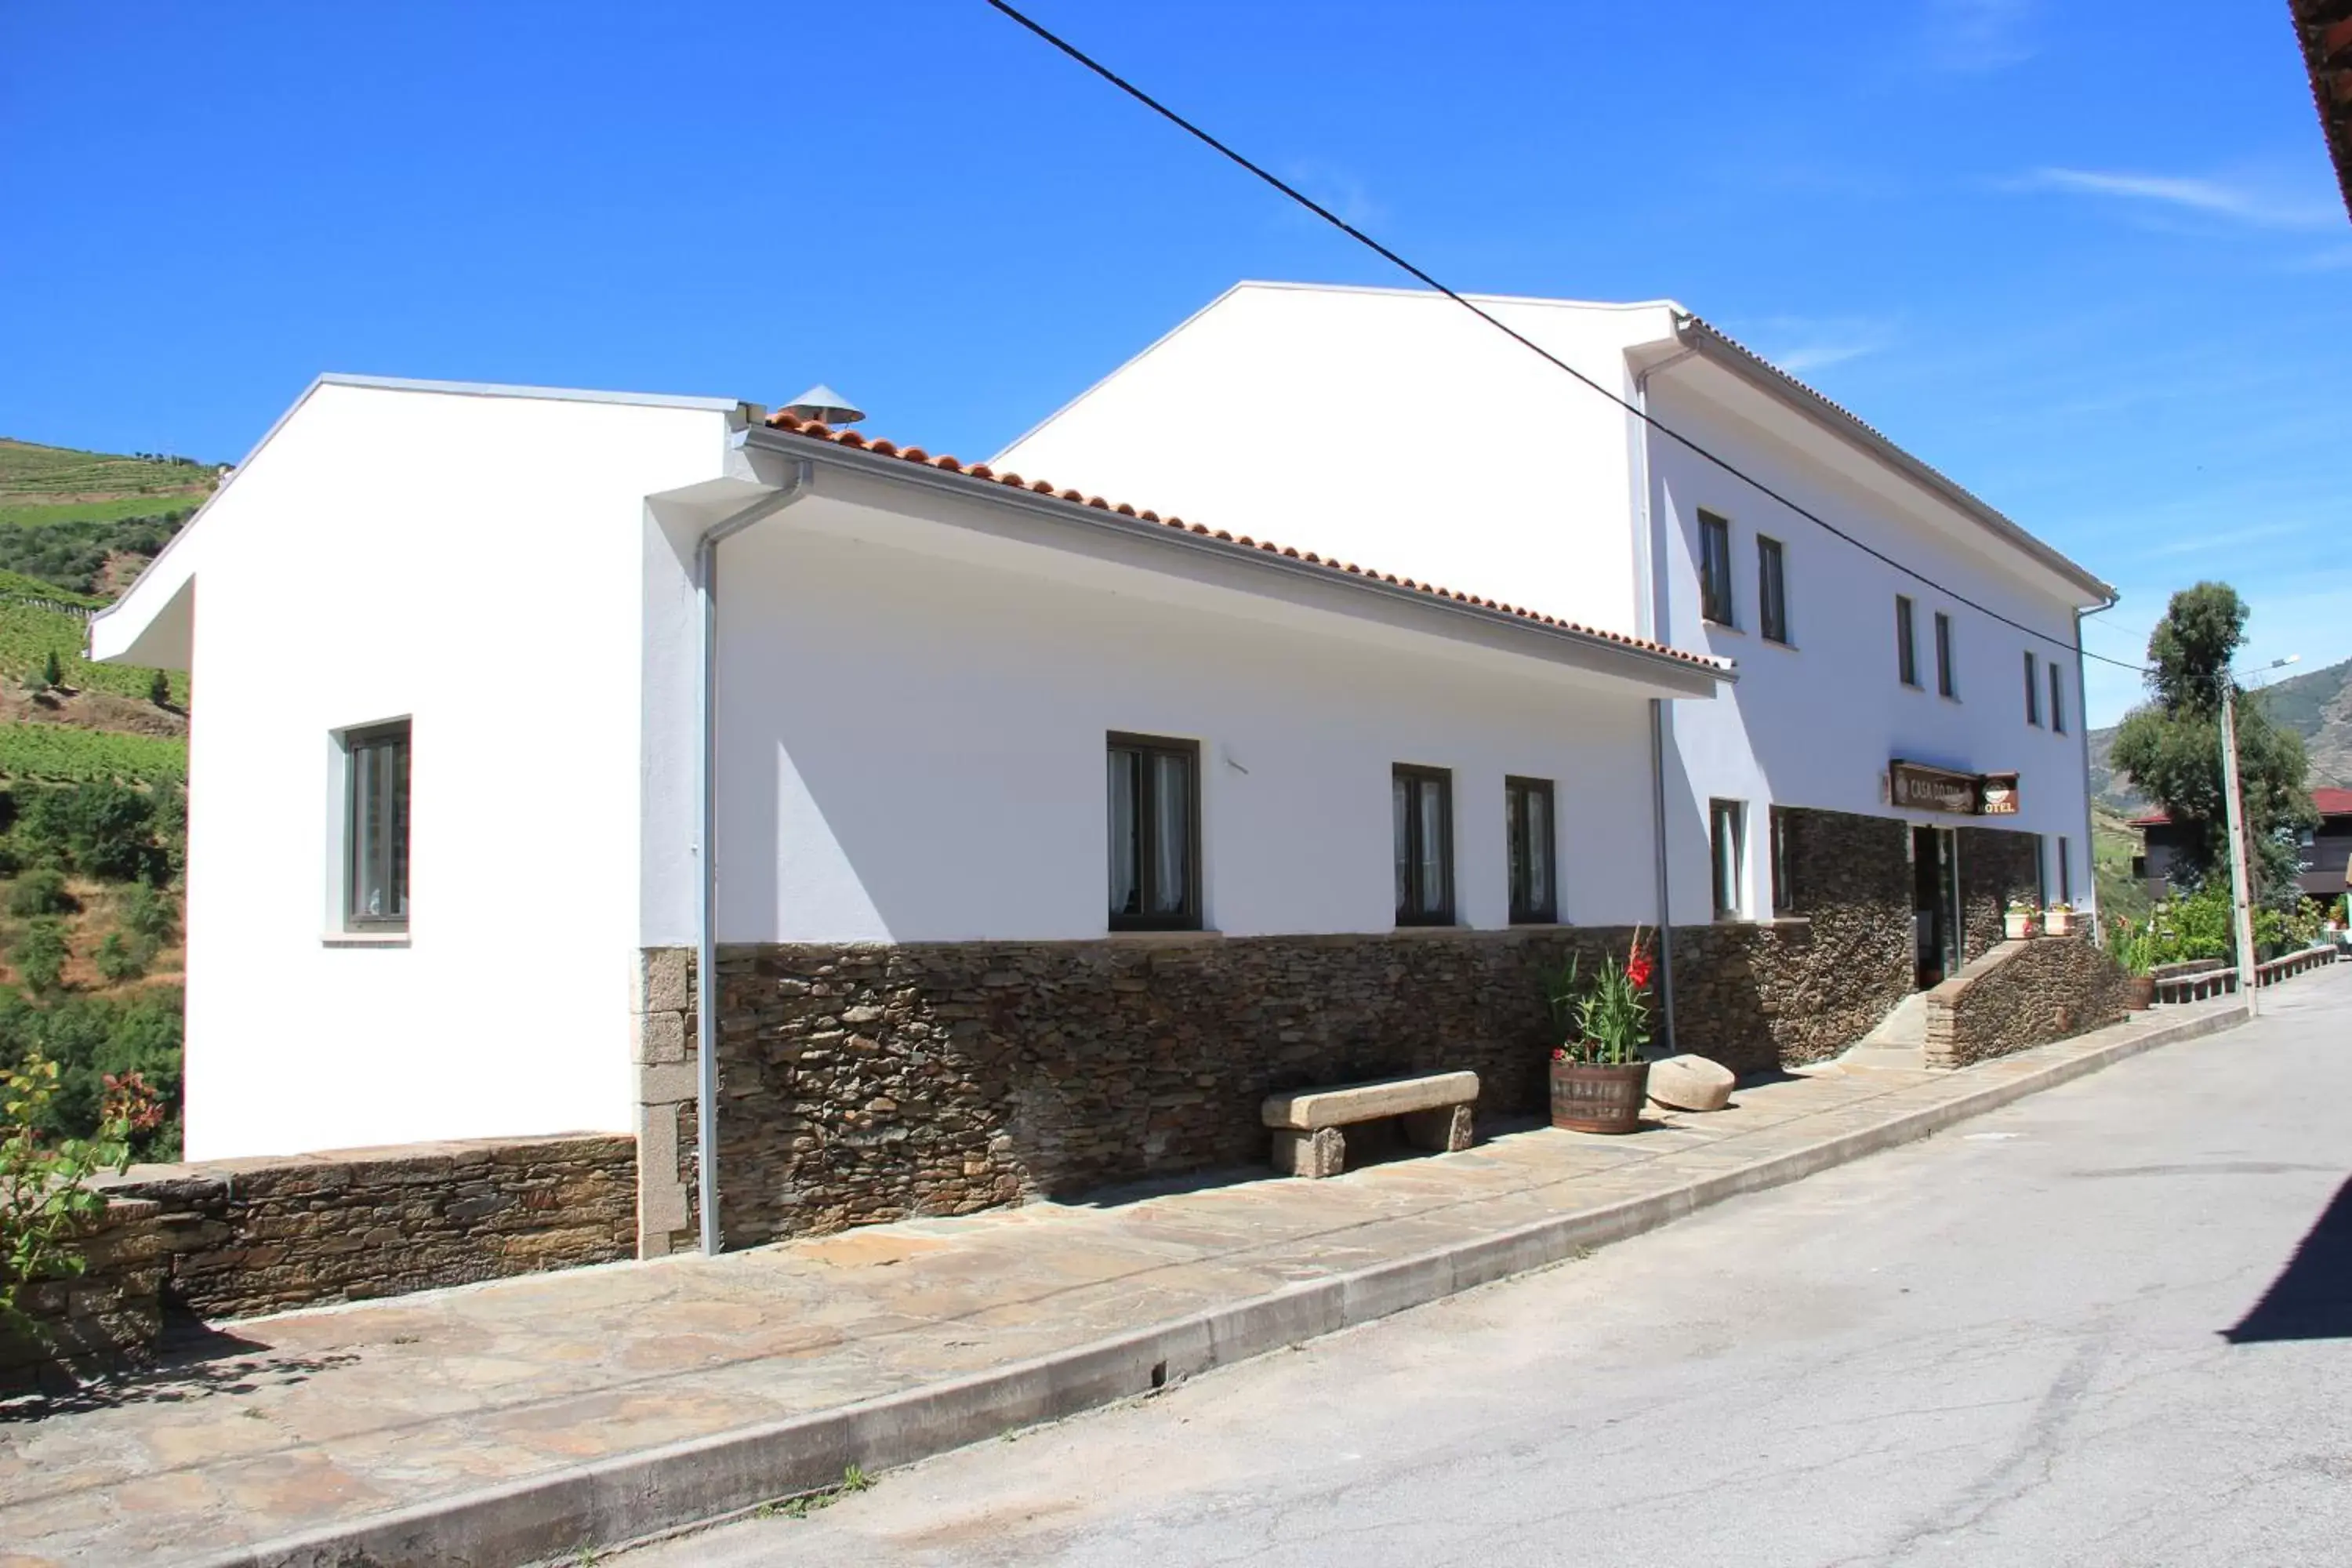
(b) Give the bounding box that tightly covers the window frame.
[1504,775,1557,925]
[2057,836,2073,906]
[2049,663,2066,734]
[1757,535,1790,646]
[341,718,412,932]
[1392,763,1456,927]
[1698,510,1736,628]
[1769,806,1793,915]
[2024,648,2042,727]
[1895,595,1920,688]
[1934,612,1958,699]
[1106,732,1203,933]
[1709,797,1748,921]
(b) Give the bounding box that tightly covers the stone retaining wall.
[95,1134,637,1323]
[1924,933,2132,1069]
[0,1198,168,1388]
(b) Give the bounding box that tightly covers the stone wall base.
[1926,932,2132,1069]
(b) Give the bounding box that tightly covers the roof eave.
[1669,314,2117,608]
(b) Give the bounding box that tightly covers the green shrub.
[114,881,176,946]
[16,781,160,881]
[0,989,182,1160]
[5,869,74,917]
[0,724,184,786]
[147,668,170,707]
[91,932,143,983]
[13,919,67,994]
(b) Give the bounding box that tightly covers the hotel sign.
[1890,760,2020,817]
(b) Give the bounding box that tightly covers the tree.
[2109,583,2315,904]
[147,669,170,708]
[39,651,62,690]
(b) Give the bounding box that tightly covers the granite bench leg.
[1399,1104,1473,1153]
[1272,1127,1348,1178]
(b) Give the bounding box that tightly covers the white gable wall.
[170,383,730,1159]
[995,283,1671,639]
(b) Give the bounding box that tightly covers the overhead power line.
[984,0,2151,680]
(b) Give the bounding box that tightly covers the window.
[1698,510,1735,627]
[2024,650,2042,726]
[1392,765,1454,926]
[343,720,411,930]
[1709,798,1746,920]
[1505,776,1555,924]
[1769,806,1792,915]
[1757,535,1789,645]
[2049,664,2066,734]
[1934,612,1957,699]
[1107,734,1200,931]
[1895,596,1919,687]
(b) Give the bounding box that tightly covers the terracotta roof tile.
[762,408,1730,673]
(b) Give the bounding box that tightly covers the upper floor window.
[1108,734,1200,931]
[2024,649,2042,726]
[2049,663,2066,734]
[1505,776,1555,924]
[1393,764,1454,926]
[1757,535,1789,646]
[343,719,411,931]
[1935,612,1958,699]
[1895,596,1919,688]
[1698,510,1735,627]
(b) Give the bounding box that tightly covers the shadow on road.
[2223,1174,2352,1344]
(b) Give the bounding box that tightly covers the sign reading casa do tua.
[1889,760,2021,817]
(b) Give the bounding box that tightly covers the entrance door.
[1911,826,1959,989]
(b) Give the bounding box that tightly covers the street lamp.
[2221,654,2297,1010]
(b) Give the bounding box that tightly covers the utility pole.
[2220,679,2259,1012]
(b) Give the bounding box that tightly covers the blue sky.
[4,1,2344,724]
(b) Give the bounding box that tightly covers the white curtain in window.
[1150,752,1189,915]
[1392,775,1410,913]
[1107,750,1138,916]
[1417,781,1443,913]
[1527,793,1550,914]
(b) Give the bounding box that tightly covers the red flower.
[1626,946,1654,990]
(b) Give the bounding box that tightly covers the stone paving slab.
[0,988,2281,1568]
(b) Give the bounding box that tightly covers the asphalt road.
[626,974,2352,1567]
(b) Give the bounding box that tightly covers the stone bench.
[1261,1070,1479,1178]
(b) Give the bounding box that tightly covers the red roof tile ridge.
[763,409,1728,673]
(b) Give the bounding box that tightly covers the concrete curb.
[188,1003,2250,1568]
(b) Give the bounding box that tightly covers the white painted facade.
[997,282,2114,931]
[97,376,1719,1160]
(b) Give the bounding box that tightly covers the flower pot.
[2004,911,2036,940]
[1550,1058,1650,1134]
[2045,909,2073,937]
[2125,975,2157,1011]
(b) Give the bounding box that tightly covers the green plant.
[0,988,185,1160]
[39,650,62,689]
[2106,917,2155,976]
[115,882,175,947]
[1548,930,1654,1065]
[147,668,170,707]
[13,920,67,995]
[92,933,143,984]
[6,869,74,918]
[1,1053,160,1334]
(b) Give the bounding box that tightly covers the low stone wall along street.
[1924,933,2134,1069]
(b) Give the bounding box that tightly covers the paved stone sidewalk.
[0,993,2265,1566]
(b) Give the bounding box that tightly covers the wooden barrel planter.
[1550,1058,1651,1134]
[2125,975,2157,1011]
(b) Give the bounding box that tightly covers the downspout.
[1632,346,1697,1050]
[695,457,815,1257]
[2076,594,2118,944]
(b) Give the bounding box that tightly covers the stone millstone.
[1646,1054,1735,1112]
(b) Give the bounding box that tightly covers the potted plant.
[1546,930,1653,1135]
[2003,898,2039,941]
[2044,901,2074,938]
[2107,917,2157,1010]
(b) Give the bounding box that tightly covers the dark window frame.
[1756,534,1789,645]
[2049,663,2066,734]
[343,718,412,931]
[1769,806,1793,915]
[2057,836,2073,905]
[1896,595,1919,688]
[1504,775,1557,925]
[1393,764,1456,927]
[1934,612,1958,699]
[2024,648,2042,727]
[1709,797,1747,920]
[1106,732,1203,932]
[1698,510,1736,628]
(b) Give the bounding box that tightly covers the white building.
[93,373,1732,1251]
[996,282,2115,988]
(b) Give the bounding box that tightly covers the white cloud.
[1738,314,1898,374]
[2015,168,2341,231]
[1276,159,1385,231]
[1926,0,2037,72]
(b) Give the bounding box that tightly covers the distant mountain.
[2086,655,2352,817]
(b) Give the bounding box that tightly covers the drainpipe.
[694,457,814,1257]
[1632,347,1697,1051]
[2075,595,2118,946]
